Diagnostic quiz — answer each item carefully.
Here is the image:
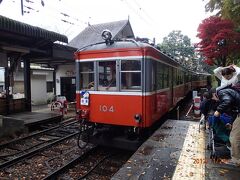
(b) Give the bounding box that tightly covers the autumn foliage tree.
[196,16,240,66]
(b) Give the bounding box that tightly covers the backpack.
[208,113,233,127]
[230,81,240,113]
[231,81,240,93]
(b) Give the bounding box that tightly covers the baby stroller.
[207,114,232,160]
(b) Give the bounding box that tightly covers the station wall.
[31,74,47,105]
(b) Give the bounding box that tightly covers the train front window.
[79,62,94,90]
[98,61,117,91]
[121,60,141,90]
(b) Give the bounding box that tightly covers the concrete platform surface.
[4,111,62,126]
[112,120,240,180]
[0,104,76,138]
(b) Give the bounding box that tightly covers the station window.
[121,60,141,90]
[79,62,94,90]
[47,81,53,92]
[98,61,117,91]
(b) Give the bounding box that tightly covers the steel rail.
[43,146,98,180]
[0,118,77,149]
[0,132,79,169]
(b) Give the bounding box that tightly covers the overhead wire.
[38,1,104,35]
[22,0,88,37]
[120,0,159,41]
[24,0,145,37]
[2,0,158,40]
[22,5,61,33]
[31,1,103,39]
[132,0,156,23]
[121,0,153,27]
[22,0,86,27]
[42,0,88,26]
[33,0,104,37]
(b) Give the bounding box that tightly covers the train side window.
[152,61,156,91]
[173,68,177,86]
[163,65,169,88]
[79,62,94,90]
[156,62,163,89]
[98,61,117,91]
[179,70,183,84]
[121,60,141,90]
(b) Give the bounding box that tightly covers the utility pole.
[21,0,24,15]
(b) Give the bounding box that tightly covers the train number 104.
[99,105,115,112]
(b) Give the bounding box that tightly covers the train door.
[143,57,154,127]
[152,60,163,121]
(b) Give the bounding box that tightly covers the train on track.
[75,30,209,150]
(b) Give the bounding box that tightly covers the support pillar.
[4,67,10,114]
[23,58,31,112]
[53,67,56,96]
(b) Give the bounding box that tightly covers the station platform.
[0,104,64,138]
[4,111,62,127]
[112,120,240,180]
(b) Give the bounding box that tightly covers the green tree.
[158,30,195,68]
[221,0,240,29]
[205,0,240,28]
[205,0,223,14]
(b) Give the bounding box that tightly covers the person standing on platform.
[200,90,219,132]
[200,91,214,117]
[213,64,240,87]
[211,86,240,166]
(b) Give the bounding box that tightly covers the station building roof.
[0,15,76,67]
[0,15,68,43]
[69,19,135,50]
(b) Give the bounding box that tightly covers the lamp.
[101,29,114,45]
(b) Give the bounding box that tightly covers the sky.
[0,0,213,45]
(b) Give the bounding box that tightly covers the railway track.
[0,118,79,170]
[0,116,132,180]
[0,139,131,179]
[0,118,76,148]
[44,146,133,180]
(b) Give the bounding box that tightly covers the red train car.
[75,31,208,150]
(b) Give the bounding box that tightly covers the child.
[200,91,213,118]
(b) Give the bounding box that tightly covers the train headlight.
[101,29,112,43]
[134,114,142,123]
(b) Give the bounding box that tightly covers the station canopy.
[0,15,76,67]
